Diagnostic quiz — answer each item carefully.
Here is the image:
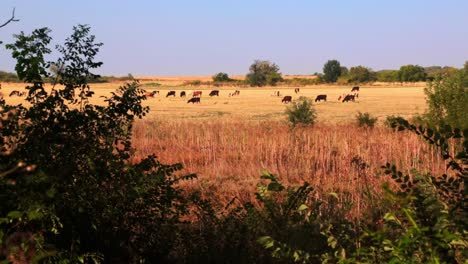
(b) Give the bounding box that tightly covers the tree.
[464,61,468,71]
[0,8,19,29]
[377,70,399,82]
[1,25,195,262]
[212,72,232,82]
[423,69,468,129]
[340,66,349,76]
[397,64,427,82]
[322,60,342,83]
[348,66,376,83]
[246,60,282,86]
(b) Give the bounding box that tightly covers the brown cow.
[192,91,202,97]
[145,91,158,97]
[166,91,176,97]
[351,86,360,92]
[342,94,355,102]
[180,91,186,97]
[282,96,292,103]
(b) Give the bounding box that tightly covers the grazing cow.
[192,91,202,97]
[209,90,219,96]
[342,94,355,103]
[9,90,25,97]
[145,91,157,97]
[351,86,360,92]
[187,97,200,104]
[315,94,327,102]
[271,91,281,97]
[180,91,186,97]
[282,96,292,103]
[166,91,176,97]
[294,88,300,94]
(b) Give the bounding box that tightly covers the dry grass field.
[1,79,427,122]
[1,78,439,214]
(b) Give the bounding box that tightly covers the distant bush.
[142,82,161,87]
[285,96,317,127]
[377,70,399,82]
[282,77,320,86]
[0,71,20,82]
[183,80,202,86]
[356,112,378,128]
[398,64,427,82]
[212,72,232,82]
[348,66,377,83]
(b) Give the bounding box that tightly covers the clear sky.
[0,0,467,76]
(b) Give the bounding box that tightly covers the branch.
[0,8,19,28]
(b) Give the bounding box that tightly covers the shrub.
[356,112,378,128]
[398,64,427,82]
[212,72,232,82]
[423,69,468,130]
[285,96,317,127]
[348,66,377,83]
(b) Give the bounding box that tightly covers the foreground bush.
[285,96,317,127]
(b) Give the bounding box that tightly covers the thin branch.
[0,8,20,28]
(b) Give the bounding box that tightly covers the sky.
[0,0,467,76]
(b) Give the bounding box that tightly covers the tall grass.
[131,119,448,215]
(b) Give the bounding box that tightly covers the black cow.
[180,91,186,97]
[294,88,300,94]
[187,97,200,104]
[351,86,360,92]
[342,94,355,102]
[315,94,327,102]
[282,96,292,103]
[209,90,219,96]
[166,91,176,97]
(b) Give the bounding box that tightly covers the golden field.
[1,79,427,122]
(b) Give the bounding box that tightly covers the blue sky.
[0,0,467,76]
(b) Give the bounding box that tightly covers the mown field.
[1,80,426,122]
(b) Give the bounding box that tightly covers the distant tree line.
[0,70,135,83]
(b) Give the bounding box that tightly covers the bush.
[398,64,427,82]
[285,96,317,127]
[423,69,468,130]
[356,112,378,128]
[348,66,377,83]
[212,72,232,82]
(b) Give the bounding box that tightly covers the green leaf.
[7,211,22,219]
[297,204,308,211]
[267,182,284,191]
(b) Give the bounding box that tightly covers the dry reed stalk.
[131,119,448,215]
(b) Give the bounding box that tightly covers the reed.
[131,118,447,214]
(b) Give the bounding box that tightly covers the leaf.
[7,211,22,219]
[297,204,308,211]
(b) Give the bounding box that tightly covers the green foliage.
[348,66,376,83]
[254,171,356,263]
[212,72,232,82]
[423,69,468,130]
[340,66,349,76]
[285,96,317,127]
[377,70,399,82]
[246,60,282,86]
[356,112,378,128]
[398,64,427,82]
[0,25,196,263]
[322,59,342,83]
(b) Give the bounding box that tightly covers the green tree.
[377,70,399,82]
[398,64,427,82]
[348,66,376,83]
[423,69,468,129]
[1,25,195,262]
[246,60,282,86]
[340,66,349,76]
[322,59,341,83]
[212,72,232,82]
[464,61,468,71]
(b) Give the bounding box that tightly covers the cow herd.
[142,86,362,105]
